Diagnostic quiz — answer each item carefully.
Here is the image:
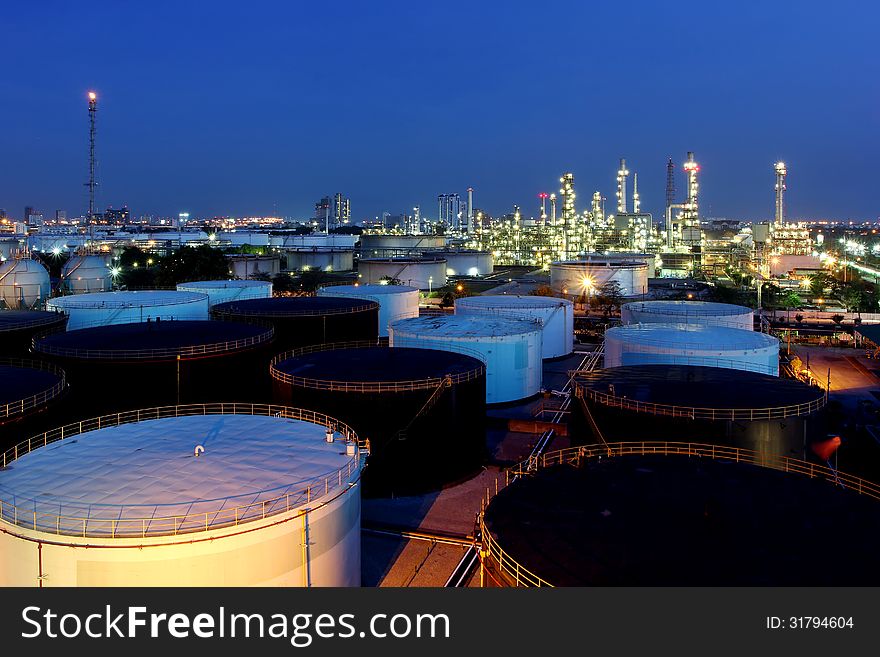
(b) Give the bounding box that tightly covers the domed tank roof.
[0,258,50,309]
[606,322,775,349]
[61,254,112,294]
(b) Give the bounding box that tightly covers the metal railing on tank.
[0,358,67,420]
[270,340,485,393]
[479,441,880,587]
[0,403,365,539]
[212,299,379,317]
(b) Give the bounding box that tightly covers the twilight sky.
[2,0,878,222]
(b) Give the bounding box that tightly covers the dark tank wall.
[0,311,67,358]
[273,376,486,496]
[0,361,67,451]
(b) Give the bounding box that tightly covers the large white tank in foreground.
[389,315,542,403]
[0,406,363,587]
[0,258,50,309]
[319,284,419,336]
[60,254,112,294]
[47,290,209,329]
[455,295,573,359]
[621,300,754,331]
[358,257,447,290]
[551,257,648,297]
[176,279,273,307]
[604,323,779,376]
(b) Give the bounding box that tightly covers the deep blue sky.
[2,1,878,222]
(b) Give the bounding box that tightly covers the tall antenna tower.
[616,158,629,214]
[86,91,98,224]
[774,161,786,225]
[665,157,676,215]
[632,172,641,214]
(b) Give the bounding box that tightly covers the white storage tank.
[60,254,112,294]
[318,284,419,337]
[286,248,354,272]
[441,250,494,276]
[226,254,281,279]
[551,256,648,297]
[621,300,754,331]
[176,279,273,307]
[604,323,779,376]
[389,315,542,403]
[47,290,210,330]
[360,234,447,257]
[358,257,447,290]
[455,295,573,359]
[0,405,363,587]
[0,258,50,310]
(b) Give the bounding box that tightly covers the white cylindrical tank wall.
[176,279,273,307]
[550,257,648,297]
[286,248,354,272]
[621,301,754,331]
[441,251,494,276]
[0,259,50,310]
[455,295,573,359]
[226,255,281,279]
[318,284,419,337]
[604,323,779,376]
[358,258,447,290]
[61,254,112,294]
[389,315,542,403]
[360,234,447,256]
[47,290,210,329]
[0,410,363,587]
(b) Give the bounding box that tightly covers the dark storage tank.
[33,319,274,420]
[480,445,880,586]
[0,310,67,357]
[211,297,379,353]
[271,343,486,496]
[0,358,67,450]
[572,364,827,461]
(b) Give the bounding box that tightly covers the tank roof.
[622,300,752,316]
[0,414,356,536]
[213,296,378,317]
[606,322,777,349]
[390,314,541,338]
[485,455,880,585]
[0,310,66,333]
[0,361,64,416]
[321,284,418,295]
[178,279,271,289]
[34,320,272,360]
[273,346,483,389]
[576,365,824,418]
[457,295,572,309]
[48,290,207,309]
[359,256,446,263]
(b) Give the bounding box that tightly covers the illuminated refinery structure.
[86,92,98,224]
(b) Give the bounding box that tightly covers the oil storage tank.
[0,405,363,586]
[440,250,494,276]
[0,310,67,357]
[389,315,542,403]
[358,257,447,290]
[60,254,112,294]
[33,319,274,419]
[176,279,273,307]
[572,365,826,459]
[47,290,210,330]
[0,358,66,449]
[360,234,446,257]
[479,440,880,586]
[286,248,354,272]
[318,284,419,337]
[455,295,573,359]
[550,256,648,297]
[604,323,779,375]
[0,258,50,310]
[271,344,486,495]
[211,296,379,353]
[621,300,754,331]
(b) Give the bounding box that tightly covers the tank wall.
[390,331,542,403]
[455,300,573,359]
[620,304,754,331]
[0,261,50,310]
[286,250,354,272]
[604,333,780,376]
[176,281,273,307]
[48,296,210,330]
[0,482,361,587]
[318,288,419,337]
[550,262,648,297]
[360,235,447,254]
[443,252,494,276]
[0,316,67,358]
[62,256,112,294]
[227,256,281,280]
[358,260,447,290]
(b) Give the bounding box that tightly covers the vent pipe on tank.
[346,442,356,456]
[194,444,205,457]
[325,429,335,443]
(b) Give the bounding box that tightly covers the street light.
[428,276,433,294]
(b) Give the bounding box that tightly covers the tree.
[841,285,864,313]
[810,272,831,297]
[593,281,624,318]
[154,245,229,286]
[529,285,557,297]
[795,313,804,325]
[439,291,455,308]
[831,314,845,327]
[783,292,802,310]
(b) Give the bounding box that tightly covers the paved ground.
[793,345,878,411]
